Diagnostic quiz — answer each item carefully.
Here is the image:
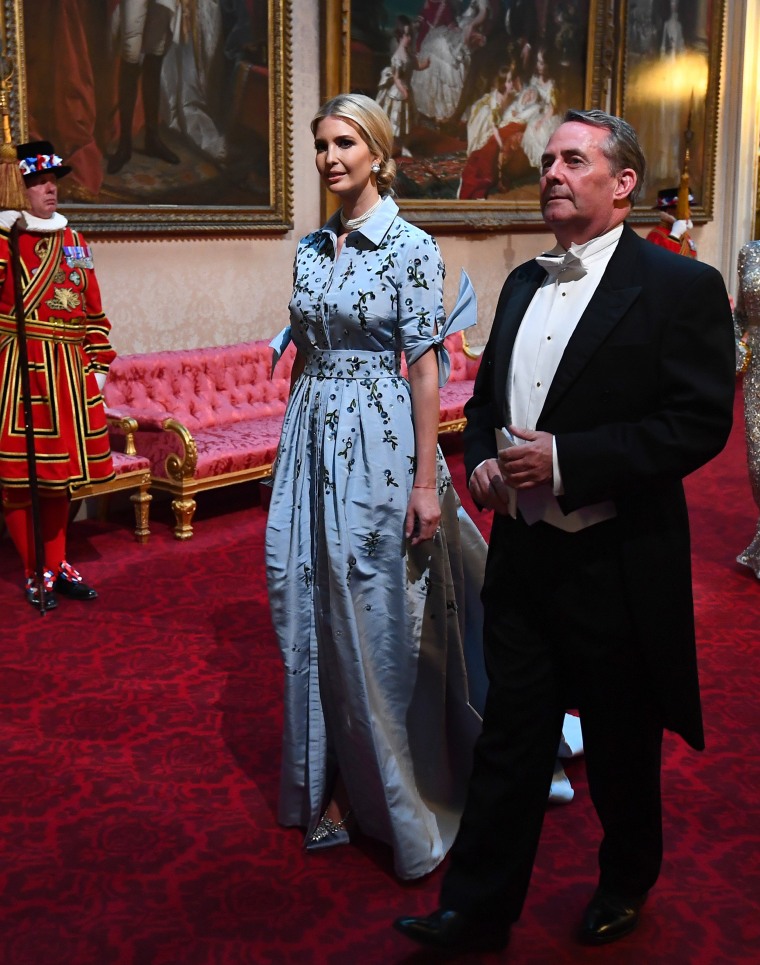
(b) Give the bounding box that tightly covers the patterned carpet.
[0,389,758,964]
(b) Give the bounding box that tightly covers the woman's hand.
[405,485,441,545]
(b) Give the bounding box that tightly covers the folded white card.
[494,426,517,518]
[495,425,517,448]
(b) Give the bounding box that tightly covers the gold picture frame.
[0,0,292,234]
[612,0,724,224]
[322,0,616,231]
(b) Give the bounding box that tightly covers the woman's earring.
[371,162,381,174]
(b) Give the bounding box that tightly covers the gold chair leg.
[171,496,196,540]
[130,488,152,543]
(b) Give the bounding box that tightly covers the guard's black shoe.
[25,570,57,610]
[54,561,98,601]
[394,908,509,953]
[579,889,647,945]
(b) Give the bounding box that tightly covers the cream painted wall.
[92,2,757,357]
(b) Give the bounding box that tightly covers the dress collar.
[320,195,399,248]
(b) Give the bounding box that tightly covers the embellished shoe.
[25,570,57,610]
[54,561,98,601]
[305,810,353,851]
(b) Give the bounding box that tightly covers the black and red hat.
[16,140,72,180]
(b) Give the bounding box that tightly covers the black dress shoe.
[54,562,98,601]
[25,573,58,610]
[54,575,97,600]
[579,889,647,945]
[394,909,509,953]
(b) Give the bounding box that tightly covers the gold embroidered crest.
[34,237,51,259]
[46,287,81,311]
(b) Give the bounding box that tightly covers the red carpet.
[1,389,758,964]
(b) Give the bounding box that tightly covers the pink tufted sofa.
[104,340,296,539]
[103,334,481,539]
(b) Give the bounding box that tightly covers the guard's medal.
[63,244,94,269]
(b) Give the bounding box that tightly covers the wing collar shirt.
[508,223,623,532]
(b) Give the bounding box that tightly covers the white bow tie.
[535,250,587,281]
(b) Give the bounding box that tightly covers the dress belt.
[0,315,86,344]
[303,348,400,380]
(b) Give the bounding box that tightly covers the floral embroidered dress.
[265,197,484,879]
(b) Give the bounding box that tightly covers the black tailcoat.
[464,224,736,750]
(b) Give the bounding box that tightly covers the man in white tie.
[394,109,735,953]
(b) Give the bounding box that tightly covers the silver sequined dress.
[735,241,760,578]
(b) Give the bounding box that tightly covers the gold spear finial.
[0,63,28,211]
[676,90,694,222]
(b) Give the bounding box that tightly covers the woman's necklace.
[340,197,382,232]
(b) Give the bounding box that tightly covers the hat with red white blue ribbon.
[16,140,72,180]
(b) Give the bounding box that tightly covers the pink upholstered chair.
[70,416,152,543]
[104,341,295,539]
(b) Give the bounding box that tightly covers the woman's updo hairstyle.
[311,93,397,196]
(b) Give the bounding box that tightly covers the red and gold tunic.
[645,220,697,259]
[0,221,116,490]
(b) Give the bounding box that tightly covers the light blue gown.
[265,197,484,879]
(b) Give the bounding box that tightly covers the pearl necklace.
[340,197,382,232]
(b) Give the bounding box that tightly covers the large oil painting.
[328,0,615,229]
[0,0,292,233]
[615,0,724,221]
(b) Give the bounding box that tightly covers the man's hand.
[670,218,693,239]
[499,426,554,489]
[469,458,514,514]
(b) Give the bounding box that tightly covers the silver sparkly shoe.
[737,531,760,579]
[305,810,353,851]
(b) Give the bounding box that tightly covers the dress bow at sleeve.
[425,269,478,386]
[269,325,292,376]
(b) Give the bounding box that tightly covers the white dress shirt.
[507,224,623,531]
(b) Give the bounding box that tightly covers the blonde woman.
[265,93,483,879]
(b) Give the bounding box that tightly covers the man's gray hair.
[563,109,647,206]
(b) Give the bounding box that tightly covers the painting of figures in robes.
[2,0,291,232]
[346,0,603,228]
[330,0,723,229]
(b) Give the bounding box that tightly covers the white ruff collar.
[0,210,68,232]
[21,210,68,233]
